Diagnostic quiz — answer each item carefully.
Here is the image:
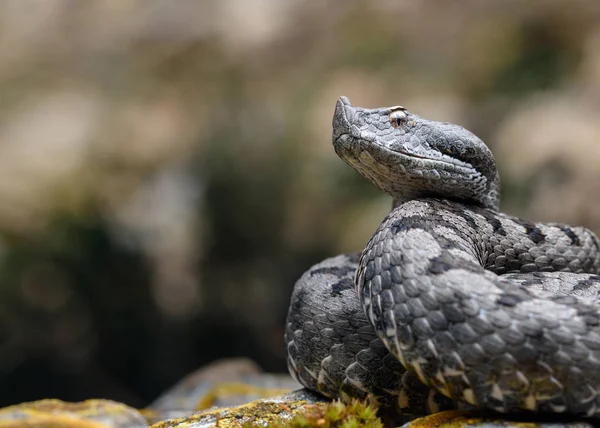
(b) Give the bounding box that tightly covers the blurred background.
[1,0,600,408]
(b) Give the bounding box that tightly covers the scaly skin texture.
[285,97,600,419]
[285,254,455,422]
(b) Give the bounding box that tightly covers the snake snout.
[332,96,355,144]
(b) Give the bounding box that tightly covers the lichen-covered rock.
[151,389,328,428]
[400,410,595,428]
[4,361,597,428]
[146,361,600,427]
[0,399,147,428]
[147,358,302,423]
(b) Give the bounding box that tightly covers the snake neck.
[391,197,407,210]
[390,167,500,212]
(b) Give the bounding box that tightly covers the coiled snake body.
[285,97,600,419]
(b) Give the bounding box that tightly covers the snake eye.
[389,109,408,128]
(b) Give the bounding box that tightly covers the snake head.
[332,96,500,210]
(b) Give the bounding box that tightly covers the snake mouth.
[393,147,438,162]
[335,132,473,173]
[390,144,474,170]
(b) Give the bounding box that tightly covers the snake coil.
[285,97,600,419]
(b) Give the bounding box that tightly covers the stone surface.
[0,399,147,428]
[1,362,596,427]
[151,389,327,428]
[147,358,302,423]
[400,411,595,428]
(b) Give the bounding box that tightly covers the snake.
[285,96,600,420]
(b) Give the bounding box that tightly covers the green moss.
[241,399,384,428]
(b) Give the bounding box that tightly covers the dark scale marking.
[583,315,600,327]
[496,292,527,307]
[488,217,506,236]
[390,215,431,235]
[428,254,481,275]
[551,295,578,305]
[459,211,479,232]
[560,226,581,246]
[520,278,542,286]
[437,236,467,251]
[512,218,546,244]
[526,226,545,244]
[289,286,311,313]
[330,278,354,296]
[428,257,454,274]
[573,279,595,293]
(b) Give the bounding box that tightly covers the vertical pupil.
[391,112,405,126]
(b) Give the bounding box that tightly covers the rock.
[400,410,595,428]
[147,357,302,422]
[151,389,328,428]
[3,361,596,428]
[0,399,148,428]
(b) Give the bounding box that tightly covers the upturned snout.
[332,96,353,144]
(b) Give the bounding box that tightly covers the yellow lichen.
[240,399,384,428]
[195,382,294,410]
[150,396,386,428]
[151,397,311,428]
[404,411,543,428]
[0,399,144,428]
